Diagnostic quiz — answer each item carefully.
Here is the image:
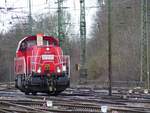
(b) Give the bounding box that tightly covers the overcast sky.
[0,0,99,37]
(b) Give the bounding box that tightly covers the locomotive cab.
[15,34,70,95]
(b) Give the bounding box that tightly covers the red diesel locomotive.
[14,34,70,95]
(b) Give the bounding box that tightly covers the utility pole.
[80,0,87,82]
[108,0,112,96]
[28,0,32,34]
[57,0,64,48]
[141,0,149,89]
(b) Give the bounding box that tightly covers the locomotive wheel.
[47,90,62,96]
[32,92,37,95]
[25,92,29,95]
[54,91,62,96]
[15,79,18,88]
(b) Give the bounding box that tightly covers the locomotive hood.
[30,45,64,75]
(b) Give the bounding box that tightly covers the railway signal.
[75,64,80,71]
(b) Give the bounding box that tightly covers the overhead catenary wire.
[0,0,99,34]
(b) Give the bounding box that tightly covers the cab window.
[27,40,36,47]
[43,40,56,46]
[20,41,27,51]
[43,40,50,46]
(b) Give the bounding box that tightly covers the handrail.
[27,55,69,74]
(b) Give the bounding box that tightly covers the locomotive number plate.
[42,55,54,60]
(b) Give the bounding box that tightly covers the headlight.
[62,65,66,72]
[37,67,41,73]
[57,67,61,73]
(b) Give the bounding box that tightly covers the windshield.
[27,40,36,47]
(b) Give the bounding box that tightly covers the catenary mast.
[80,0,87,81]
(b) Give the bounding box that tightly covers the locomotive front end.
[30,45,70,94]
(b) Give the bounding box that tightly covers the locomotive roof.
[19,35,59,44]
[17,35,59,52]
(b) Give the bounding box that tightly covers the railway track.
[0,83,149,113]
